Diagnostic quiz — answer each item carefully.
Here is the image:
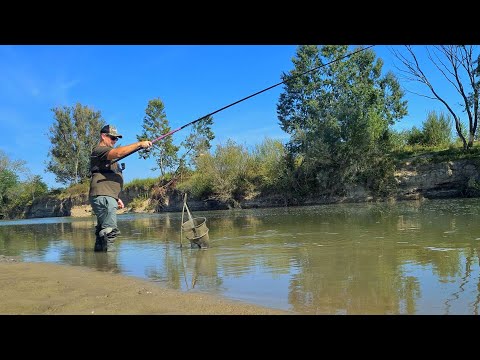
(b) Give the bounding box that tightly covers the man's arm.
[106,141,152,160]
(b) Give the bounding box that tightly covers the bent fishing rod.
[111,45,375,165]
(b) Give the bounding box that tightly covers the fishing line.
[112,45,375,164]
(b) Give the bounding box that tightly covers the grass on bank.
[393,143,480,165]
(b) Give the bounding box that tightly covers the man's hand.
[139,140,152,149]
[117,198,125,209]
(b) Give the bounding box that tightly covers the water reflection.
[1,198,480,314]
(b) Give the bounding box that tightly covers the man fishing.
[89,124,152,252]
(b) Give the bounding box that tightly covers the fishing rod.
[111,45,375,165]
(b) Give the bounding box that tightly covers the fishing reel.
[140,147,151,159]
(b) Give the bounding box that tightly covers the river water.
[1,197,480,314]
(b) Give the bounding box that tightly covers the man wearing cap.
[89,124,152,252]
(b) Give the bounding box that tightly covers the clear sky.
[0,45,466,189]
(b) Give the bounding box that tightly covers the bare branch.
[390,45,480,149]
[428,46,461,93]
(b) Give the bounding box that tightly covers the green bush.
[59,181,90,198]
[422,110,452,147]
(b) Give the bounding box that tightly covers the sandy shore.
[0,257,291,315]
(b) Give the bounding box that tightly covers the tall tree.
[46,103,104,185]
[277,45,407,197]
[390,45,480,150]
[137,98,179,178]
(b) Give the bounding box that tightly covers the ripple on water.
[424,246,456,252]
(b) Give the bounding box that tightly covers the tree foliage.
[23,175,49,202]
[406,127,424,146]
[251,138,287,193]
[277,45,407,198]
[7,174,48,212]
[180,139,258,204]
[46,103,105,185]
[0,150,25,208]
[138,98,215,181]
[0,168,18,208]
[404,110,453,148]
[137,98,179,178]
[178,137,289,205]
[421,110,453,147]
[0,150,47,217]
[180,115,215,170]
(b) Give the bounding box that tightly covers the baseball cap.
[101,124,123,138]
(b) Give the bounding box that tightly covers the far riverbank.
[17,157,480,220]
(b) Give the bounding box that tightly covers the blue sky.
[0,45,466,189]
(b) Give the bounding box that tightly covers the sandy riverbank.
[0,257,291,315]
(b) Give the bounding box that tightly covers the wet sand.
[0,258,291,315]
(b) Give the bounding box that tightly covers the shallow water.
[2,198,480,314]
